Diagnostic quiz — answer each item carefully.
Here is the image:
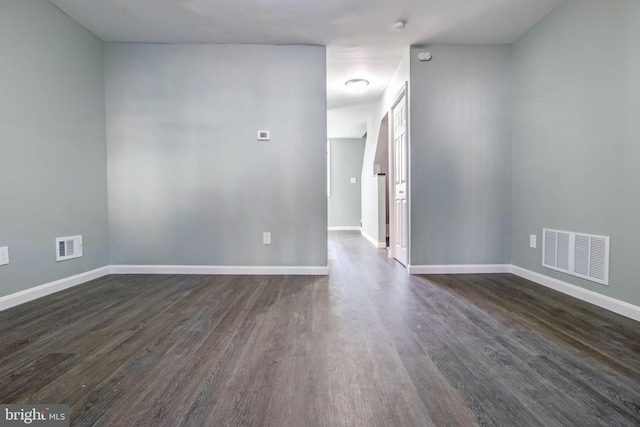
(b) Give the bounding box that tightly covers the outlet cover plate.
[0,246,9,266]
[530,234,537,249]
[263,232,271,245]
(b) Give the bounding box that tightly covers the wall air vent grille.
[56,235,83,262]
[542,229,609,286]
[544,229,557,267]
[574,234,590,276]
[556,231,571,271]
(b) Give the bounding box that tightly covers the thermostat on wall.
[258,130,271,141]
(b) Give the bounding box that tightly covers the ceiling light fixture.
[393,21,406,32]
[345,79,370,94]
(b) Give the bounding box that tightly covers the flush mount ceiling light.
[345,79,370,94]
[393,21,406,32]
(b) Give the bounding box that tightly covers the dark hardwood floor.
[1,231,639,426]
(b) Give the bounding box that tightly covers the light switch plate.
[529,234,537,249]
[0,246,9,266]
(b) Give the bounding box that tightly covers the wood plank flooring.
[1,231,639,426]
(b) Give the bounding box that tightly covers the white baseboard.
[408,264,511,275]
[4,263,635,324]
[0,266,110,312]
[408,263,639,322]
[0,264,328,312]
[109,265,329,276]
[361,230,386,248]
[510,265,640,322]
[328,226,362,231]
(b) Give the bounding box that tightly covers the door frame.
[388,82,410,266]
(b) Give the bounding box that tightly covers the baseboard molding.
[0,264,328,312]
[361,230,386,248]
[408,264,511,275]
[407,263,639,322]
[109,265,329,276]
[5,263,635,323]
[328,226,362,231]
[0,266,110,312]
[510,265,640,322]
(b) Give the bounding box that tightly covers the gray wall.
[105,44,327,267]
[0,0,108,297]
[512,0,640,305]
[409,45,512,266]
[328,138,365,228]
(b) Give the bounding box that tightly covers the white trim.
[0,263,328,312]
[389,82,410,265]
[408,264,511,275]
[510,265,640,322]
[0,266,110,312]
[109,265,329,276]
[408,263,640,322]
[361,230,386,248]
[1,263,636,325]
[328,226,362,231]
[327,140,331,198]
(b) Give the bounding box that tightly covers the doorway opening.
[373,114,390,249]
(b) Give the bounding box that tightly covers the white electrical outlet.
[530,234,537,249]
[263,232,271,245]
[350,177,357,184]
[0,246,9,266]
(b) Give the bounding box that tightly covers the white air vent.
[542,228,609,285]
[56,235,83,262]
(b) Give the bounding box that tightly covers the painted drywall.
[327,103,375,139]
[361,50,410,245]
[0,0,108,297]
[409,45,512,266]
[328,138,365,228]
[512,0,640,305]
[105,44,327,267]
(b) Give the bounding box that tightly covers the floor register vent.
[542,228,609,285]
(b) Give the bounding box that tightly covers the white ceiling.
[47,0,564,137]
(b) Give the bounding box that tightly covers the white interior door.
[392,92,408,265]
